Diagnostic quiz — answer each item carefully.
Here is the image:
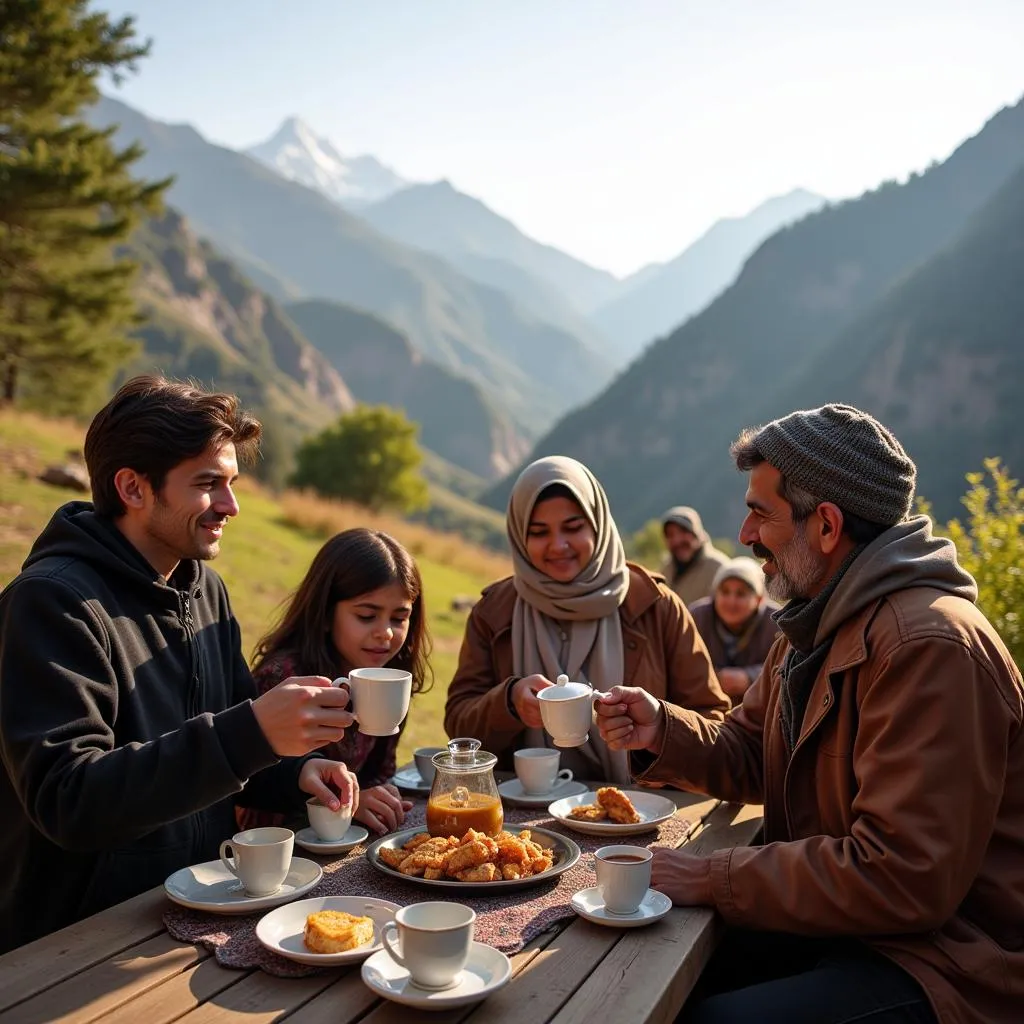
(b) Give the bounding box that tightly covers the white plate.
[255,895,400,965]
[361,940,512,1010]
[497,777,588,807]
[164,857,323,914]
[294,825,369,855]
[390,767,432,794]
[365,825,580,892]
[547,790,678,836]
[571,886,672,928]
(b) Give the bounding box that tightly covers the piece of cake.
[303,910,374,953]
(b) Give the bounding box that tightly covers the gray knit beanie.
[746,404,917,525]
[712,557,765,597]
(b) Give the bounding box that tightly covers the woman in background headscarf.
[444,456,729,784]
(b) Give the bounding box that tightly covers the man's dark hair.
[84,375,262,516]
[730,429,887,544]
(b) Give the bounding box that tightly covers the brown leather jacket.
[444,563,730,768]
[638,586,1024,1024]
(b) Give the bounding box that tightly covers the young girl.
[238,528,432,835]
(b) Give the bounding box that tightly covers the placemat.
[164,804,693,976]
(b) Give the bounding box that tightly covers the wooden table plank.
[4,934,208,1024]
[172,969,339,1023]
[547,803,764,1024]
[275,973,378,1024]
[0,887,168,1014]
[96,959,249,1024]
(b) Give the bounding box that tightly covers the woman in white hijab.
[444,456,729,784]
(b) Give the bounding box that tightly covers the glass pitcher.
[425,737,504,838]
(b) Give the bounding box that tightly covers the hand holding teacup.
[595,685,665,752]
[252,675,356,756]
[298,758,359,821]
[509,674,555,728]
[332,668,412,737]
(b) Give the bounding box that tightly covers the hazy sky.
[100,0,1024,276]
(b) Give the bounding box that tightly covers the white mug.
[514,747,574,795]
[413,745,445,785]
[380,901,476,990]
[306,796,354,842]
[219,826,293,896]
[333,667,412,737]
[536,679,597,747]
[594,844,653,915]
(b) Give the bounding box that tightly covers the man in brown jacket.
[596,404,1023,1024]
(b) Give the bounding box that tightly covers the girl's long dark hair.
[252,528,432,693]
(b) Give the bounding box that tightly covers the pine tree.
[0,0,170,412]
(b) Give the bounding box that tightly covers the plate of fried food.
[255,895,401,966]
[547,786,678,836]
[365,826,580,892]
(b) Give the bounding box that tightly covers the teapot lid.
[433,737,497,772]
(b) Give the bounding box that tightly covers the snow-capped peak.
[245,118,410,208]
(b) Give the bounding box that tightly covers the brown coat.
[444,563,730,768]
[638,586,1024,1024]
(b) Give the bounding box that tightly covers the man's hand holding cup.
[595,685,665,752]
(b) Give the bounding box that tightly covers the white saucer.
[390,766,432,794]
[294,824,369,855]
[548,789,678,836]
[497,777,588,806]
[361,940,512,1010]
[570,886,672,928]
[164,857,322,914]
[256,895,400,965]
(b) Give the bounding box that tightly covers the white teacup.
[219,826,293,896]
[333,667,412,737]
[306,796,354,842]
[536,680,596,747]
[514,747,574,795]
[413,746,445,785]
[594,844,653,915]
[380,901,476,990]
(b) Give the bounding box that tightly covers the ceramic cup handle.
[555,768,574,785]
[331,676,360,724]
[219,841,239,880]
[380,921,407,969]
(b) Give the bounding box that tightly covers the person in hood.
[596,404,1024,1024]
[0,376,361,953]
[660,506,730,607]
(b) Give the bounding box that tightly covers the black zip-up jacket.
[0,502,308,951]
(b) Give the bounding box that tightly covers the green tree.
[922,458,1024,669]
[291,405,429,513]
[0,0,169,412]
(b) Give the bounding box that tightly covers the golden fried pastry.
[378,829,555,882]
[597,786,642,824]
[568,804,608,821]
[456,862,500,883]
[303,910,374,953]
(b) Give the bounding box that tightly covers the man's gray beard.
[764,531,828,603]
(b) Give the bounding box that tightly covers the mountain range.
[484,94,1024,532]
[593,189,827,358]
[88,96,612,451]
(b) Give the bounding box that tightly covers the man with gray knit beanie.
[596,404,1024,1024]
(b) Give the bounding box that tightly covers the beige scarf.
[507,457,631,784]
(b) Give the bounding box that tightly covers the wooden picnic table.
[0,785,762,1024]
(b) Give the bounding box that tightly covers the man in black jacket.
[0,376,362,951]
